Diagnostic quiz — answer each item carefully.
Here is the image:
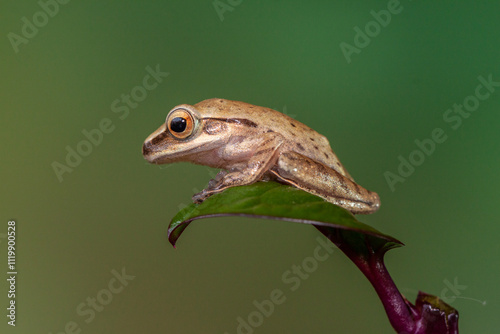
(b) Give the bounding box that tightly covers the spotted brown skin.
[142,98,380,214]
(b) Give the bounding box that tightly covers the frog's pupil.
[171,117,187,132]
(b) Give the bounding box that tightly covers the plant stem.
[315,226,458,334]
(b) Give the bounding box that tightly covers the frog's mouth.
[142,140,176,164]
[142,135,216,165]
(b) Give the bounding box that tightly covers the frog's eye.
[166,109,195,139]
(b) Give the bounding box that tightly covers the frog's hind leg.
[270,152,380,214]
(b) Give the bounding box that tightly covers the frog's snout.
[142,141,153,160]
[142,140,158,164]
[143,123,169,163]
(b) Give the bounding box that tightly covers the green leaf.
[168,181,402,252]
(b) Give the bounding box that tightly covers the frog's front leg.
[193,134,283,203]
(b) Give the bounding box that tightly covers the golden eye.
[166,109,195,139]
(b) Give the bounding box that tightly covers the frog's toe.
[215,170,228,181]
[192,190,213,203]
[208,178,218,188]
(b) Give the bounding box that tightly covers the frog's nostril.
[142,141,152,157]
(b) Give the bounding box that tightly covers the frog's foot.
[192,174,238,203]
[193,169,275,204]
[192,170,228,203]
[207,170,228,188]
[192,189,212,203]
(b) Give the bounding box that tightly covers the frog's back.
[194,98,353,179]
[194,98,284,122]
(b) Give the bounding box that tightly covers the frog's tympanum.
[143,98,380,214]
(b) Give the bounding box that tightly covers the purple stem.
[315,226,458,334]
[334,234,416,333]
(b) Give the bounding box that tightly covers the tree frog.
[142,98,380,214]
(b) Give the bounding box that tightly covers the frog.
[142,98,380,214]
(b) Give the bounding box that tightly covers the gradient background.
[1,1,499,333]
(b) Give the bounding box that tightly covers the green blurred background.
[1,1,499,333]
